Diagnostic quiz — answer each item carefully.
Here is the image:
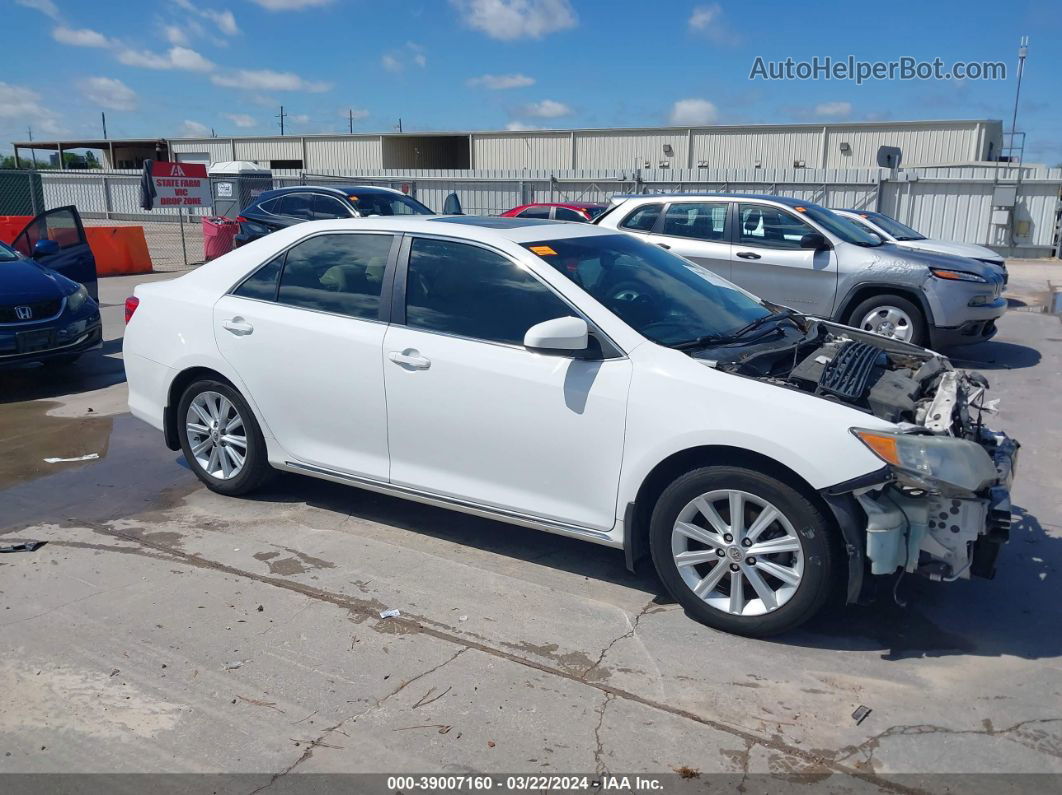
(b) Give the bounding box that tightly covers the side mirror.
[866,231,885,244]
[33,239,60,258]
[799,232,829,250]
[524,316,589,355]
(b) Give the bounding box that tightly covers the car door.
[213,231,398,479]
[11,206,98,300]
[731,203,838,316]
[382,235,631,532]
[646,201,733,280]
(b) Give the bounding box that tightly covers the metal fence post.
[179,208,188,268]
[27,171,39,216]
[102,174,112,220]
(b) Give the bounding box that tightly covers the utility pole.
[277,105,287,135]
[348,108,354,134]
[1009,36,1029,163]
[27,126,37,168]
[101,112,107,139]
[397,117,403,133]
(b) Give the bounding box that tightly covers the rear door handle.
[388,350,431,370]
[736,251,762,260]
[222,318,254,336]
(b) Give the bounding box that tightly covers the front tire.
[649,466,836,637]
[847,293,926,346]
[177,379,271,496]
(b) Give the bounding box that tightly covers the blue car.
[1,206,102,367]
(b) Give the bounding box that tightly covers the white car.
[832,209,1008,280]
[123,216,1017,636]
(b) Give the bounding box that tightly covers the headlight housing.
[929,267,987,283]
[65,285,91,313]
[851,428,997,493]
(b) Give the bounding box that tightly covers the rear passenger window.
[276,233,393,319]
[517,206,551,219]
[233,255,282,300]
[620,203,662,232]
[277,193,313,220]
[662,203,727,241]
[405,238,572,346]
[313,194,351,220]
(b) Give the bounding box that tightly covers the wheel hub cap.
[671,489,805,617]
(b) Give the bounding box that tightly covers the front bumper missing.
[851,429,1019,584]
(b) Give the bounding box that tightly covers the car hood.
[872,243,1004,281]
[895,238,1003,262]
[0,258,66,303]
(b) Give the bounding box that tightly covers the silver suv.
[595,194,1006,348]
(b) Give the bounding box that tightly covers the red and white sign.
[151,161,212,208]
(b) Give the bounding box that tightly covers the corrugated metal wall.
[233,137,303,162]
[169,138,234,163]
[472,133,570,170]
[823,122,989,168]
[692,128,823,169]
[305,136,382,171]
[574,130,689,170]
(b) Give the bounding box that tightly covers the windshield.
[522,234,772,347]
[794,203,883,247]
[858,211,926,241]
[352,193,434,216]
[0,241,19,262]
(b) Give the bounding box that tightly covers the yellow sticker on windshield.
[348,195,359,201]
[794,206,806,212]
[529,245,557,256]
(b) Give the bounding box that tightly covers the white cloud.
[451,0,577,40]
[223,112,256,128]
[467,73,534,90]
[289,113,310,124]
[669,98,718,125]
[162,24,189,46]
[211,69,331,92]
[173,0,240,35]
[52,26,111,47]
[180,120,211,137]
[15,0,59,19]
[381,42,427,73]
[505,120,541,131]
[815,101,852,118]
[519,99,572,118]
[0,81,65,135]
[250,0,333,9]
[117,46,214,72]
[687,3,740,45]
[78,77,137,111]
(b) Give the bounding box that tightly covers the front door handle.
[222,317,254,336]
[657,243,671,250]
[736,251,762,260]
[388,350,431,370]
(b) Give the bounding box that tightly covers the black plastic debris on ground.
[0,541,46,553]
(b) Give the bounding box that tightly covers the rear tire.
[649,466,836,637]
[177,379,272,496]
[847,293,926,346]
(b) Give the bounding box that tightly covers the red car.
[500,202,607,222]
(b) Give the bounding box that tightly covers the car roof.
[612,193,811,207]
[518,202,607,208]
[256,215,619,244]
[257,184,404,200]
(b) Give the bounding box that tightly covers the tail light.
[124,296,140,325]
[236,215,248,223]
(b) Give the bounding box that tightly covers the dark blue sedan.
[1,216,102,368]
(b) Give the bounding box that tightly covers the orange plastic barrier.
[85,227,153,275]
[0,215,31,244]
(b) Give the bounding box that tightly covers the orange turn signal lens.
[852,430,901,466]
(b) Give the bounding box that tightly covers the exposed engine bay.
[693,316,1019,594]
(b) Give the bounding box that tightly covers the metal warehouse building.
[13,119,1005,172]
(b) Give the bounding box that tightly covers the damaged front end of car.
[695,317,1019,600]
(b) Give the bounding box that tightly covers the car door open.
[382,236,631,533]
[12,206,98,300]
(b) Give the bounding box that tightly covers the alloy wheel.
[185,391,247,480]
[670,489,804,617]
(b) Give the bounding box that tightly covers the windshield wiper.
[670,308,801,350]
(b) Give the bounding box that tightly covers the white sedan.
[123,216,1016,636]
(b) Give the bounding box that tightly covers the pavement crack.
[591,692,614,775]
[581,599,655,681]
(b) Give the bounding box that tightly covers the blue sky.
[3,0,1060,163]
